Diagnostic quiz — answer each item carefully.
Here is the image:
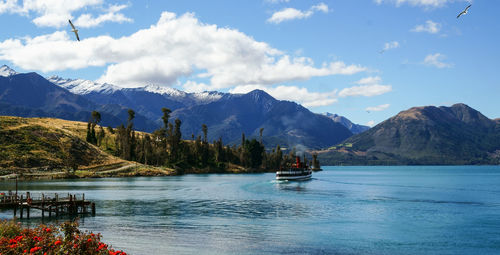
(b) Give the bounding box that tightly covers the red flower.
[45,228,51,233]
[33,236,42,242]
[9,239,17,244]
[9,244,17,248]
[15,236,24,241]
[30,246,42,253]
[73,244,79,249]
[54,240,62,245]
[97,243,107,251]
[87,238,92,242]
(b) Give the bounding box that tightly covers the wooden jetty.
[0,192,95,219]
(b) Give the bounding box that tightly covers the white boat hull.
[275,174,312,181]
[275,169,312,181]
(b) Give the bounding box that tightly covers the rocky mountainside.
[323,112,370,134]
[318,104,500,165]
[171,89,353,149]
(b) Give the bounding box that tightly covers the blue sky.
[0,0,498,127]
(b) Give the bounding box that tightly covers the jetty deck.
[0,192,95,219]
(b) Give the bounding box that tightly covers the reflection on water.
[1,166,500,255]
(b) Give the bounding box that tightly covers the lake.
[1,166,500,254]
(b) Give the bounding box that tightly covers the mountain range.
[317,104,500,165]
[2,64,500,165]
[1,65,360,149]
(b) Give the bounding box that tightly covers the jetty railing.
[0,191,95,219]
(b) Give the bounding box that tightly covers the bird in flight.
[68,19,80,41]
[457,4,471,19]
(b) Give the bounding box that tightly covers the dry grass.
[0,116,129,173]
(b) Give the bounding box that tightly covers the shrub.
[0,220,127,255]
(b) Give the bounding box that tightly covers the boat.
[276,156,312,181]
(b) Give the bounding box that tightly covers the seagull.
[457,4,471,19]
[68,19,80,41]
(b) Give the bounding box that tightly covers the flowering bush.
[0,220,127,255]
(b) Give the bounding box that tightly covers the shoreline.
[0,164,275,181]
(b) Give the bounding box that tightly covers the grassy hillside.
[0,116,122,169]
[0,116,174,178]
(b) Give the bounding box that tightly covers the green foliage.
[0,220,21,238]
[106,108,284,172]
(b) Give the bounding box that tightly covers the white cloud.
[423,53,453,68]
[374,0,465,8]
[0,0,131,28]
[0,11,365,88]
[366,104,390,112]
[411,20,441,34]
[75,4,132,28]
[366,120,376,127]
[267,3,329,24]
[229,84,338,107]
[339,84,392,97]
[339,76,392,97]
[381,41,400,53]
[356,76,382,85]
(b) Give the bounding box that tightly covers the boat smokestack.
[296,156,300,168]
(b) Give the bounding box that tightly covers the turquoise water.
[1,166,500,254]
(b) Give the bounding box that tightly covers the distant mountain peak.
[245,89,274,102]
[323,112,369,134]
[0,65,18,77]
[142,85,187,97]
[48,76,120,95]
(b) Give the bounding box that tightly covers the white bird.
[457,4,471,19]
[68,19,80,41]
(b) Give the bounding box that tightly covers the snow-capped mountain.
[323,112,370,134]
[1,64,356,149]
[0,65,18,77]
[48,75,225,106]
[190,91,224,104]
[142,84,187,98]
[48,76,120,95]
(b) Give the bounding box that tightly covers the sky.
[0,0,498,127]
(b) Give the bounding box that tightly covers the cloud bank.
[0,0,131,28]
[0,11,365,92]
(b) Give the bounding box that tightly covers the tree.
[161,108,171,129]
[86,111,101,145]
[202,124,208,143]
[201,124,209,167]
[259,127,264,144]
[127,109,136,161]
[97,125,105,147]
[86,122,92,143]
[245,139,264,168]
[91,111,101,125]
